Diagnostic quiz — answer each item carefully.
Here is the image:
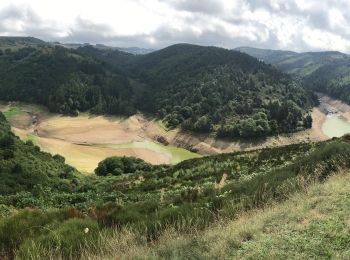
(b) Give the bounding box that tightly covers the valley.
[1,35,350,259]
[0,104,201,173]
[1,93,349,173]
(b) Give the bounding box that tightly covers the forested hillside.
[0,44,137,116]
[1,112,350,258]
[0,113,80,195]
[0,38,316,138]
[237,46,350,104]
[79,44,317,137]
[0,36,47,51]
[304,59,350,103]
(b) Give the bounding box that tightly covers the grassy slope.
[2,108,350,258]
[86,171,350,259]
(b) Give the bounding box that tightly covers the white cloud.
[0,0,350,52]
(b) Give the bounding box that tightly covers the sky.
[1,0,350,52]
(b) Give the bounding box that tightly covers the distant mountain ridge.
[236,46,350,104]
[235,46,348,77]
[0,36,46,45]
[0,36,47,50]
[57,42,155,55]
[0,36,154,55]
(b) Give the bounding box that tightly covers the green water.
[322,116,350,138]
[98,140,202,164]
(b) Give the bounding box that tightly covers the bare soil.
[5,94,348,173]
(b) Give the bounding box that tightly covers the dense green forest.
[0,45,138,116]
[237,46,350,104]
[303,59,350,103]
[1,111,350,258]
[79,44,317,137]
[0,38,316,138]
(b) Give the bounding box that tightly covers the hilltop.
[0,36,47,50]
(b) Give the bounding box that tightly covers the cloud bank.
[1,0,350,52]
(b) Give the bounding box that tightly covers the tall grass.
[80,171,350,259]
[3,139,350,259]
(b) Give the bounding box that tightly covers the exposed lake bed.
[2,94,350,173]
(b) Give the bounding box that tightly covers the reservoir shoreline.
[2,94,349,173]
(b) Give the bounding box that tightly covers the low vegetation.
[1,111,350,258]
[81,171,350,259]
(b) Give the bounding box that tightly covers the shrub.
[53,154,65,163]
[0,209,66,257]
[18,218,99,258]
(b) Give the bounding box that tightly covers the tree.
[0,134,14,148]
[303,114,312,128]
[95,156,152,176]
[194,116,212,132]
[53,154,66,163]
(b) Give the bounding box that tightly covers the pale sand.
[37,114,143,144]
[12,127,170,173]
[8,94,346,173]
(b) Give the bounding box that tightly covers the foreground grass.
[80,171,350,259]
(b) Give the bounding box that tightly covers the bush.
[53,154,65,163]
[18,218,99,259]
[0,209,66,257]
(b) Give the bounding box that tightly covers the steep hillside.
[0,112,80,195]
[102,170,350,259]
[304,59,350,103]
[79,44,317,138]
[237,46,350,105]
[1,107,350,258]
[0,45,137,116]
